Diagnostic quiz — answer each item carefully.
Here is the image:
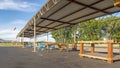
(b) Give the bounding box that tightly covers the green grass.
[0,42,22,47]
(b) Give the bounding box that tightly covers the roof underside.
[17,0,120,38]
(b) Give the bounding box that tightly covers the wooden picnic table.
[45,42,67,51]
[78,40,120,64]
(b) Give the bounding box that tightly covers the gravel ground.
[0,47,120,68]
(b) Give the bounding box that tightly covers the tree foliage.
[51,16,120,43]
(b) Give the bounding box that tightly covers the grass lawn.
[0,42,22,47]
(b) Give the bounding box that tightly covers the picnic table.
[45,42,67,51]
[78,40,120,64]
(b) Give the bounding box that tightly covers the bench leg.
[91,43,95,54]
[80,43,84,58]
[107,43,113,64]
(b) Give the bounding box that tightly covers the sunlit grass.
[0,42,22,47]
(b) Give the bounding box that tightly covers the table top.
[78,40,120,44]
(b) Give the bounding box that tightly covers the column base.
[32,50,37,52]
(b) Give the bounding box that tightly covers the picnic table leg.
[72,43,77,51]
[91,43,95,54]
[107,43,113,64]
[80,43,84,58]
[46,45,49,53]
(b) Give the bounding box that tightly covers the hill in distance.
[0,39,4,42]
[0,38,12,42]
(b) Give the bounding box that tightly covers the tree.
[51,16,120,43]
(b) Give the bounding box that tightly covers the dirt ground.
[0,47,120,68]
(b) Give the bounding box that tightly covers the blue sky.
[0,0,55,41]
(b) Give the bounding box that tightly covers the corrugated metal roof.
[17,0,120,37]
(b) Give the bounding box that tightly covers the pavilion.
[17,0,120,63]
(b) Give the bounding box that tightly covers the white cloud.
[0,19,55,42]
[10,19,27,26]
[0,19,26,40]
[0,0,38,12]
[0,29,18,40]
